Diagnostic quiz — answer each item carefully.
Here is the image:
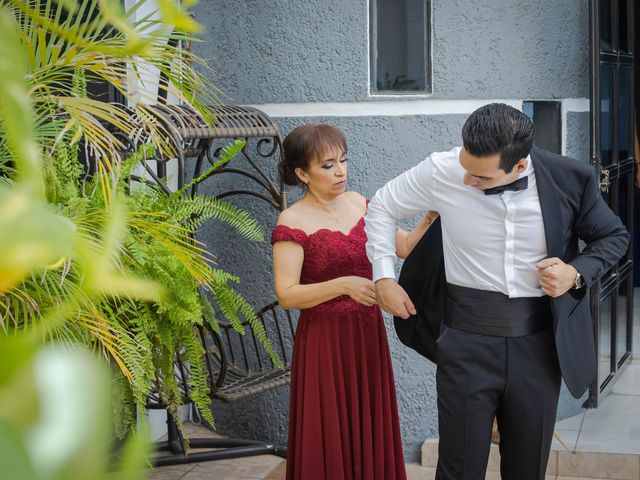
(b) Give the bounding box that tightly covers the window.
[522,101,562,154]
[370,0,431,94]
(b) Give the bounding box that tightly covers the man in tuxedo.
[364,103,629,480]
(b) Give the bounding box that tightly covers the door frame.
[586,0,636,407]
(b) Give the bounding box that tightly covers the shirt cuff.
[372,257,397,282]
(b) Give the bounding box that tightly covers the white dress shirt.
[365,147,548,298]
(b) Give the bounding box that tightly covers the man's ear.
[514,158,528,173]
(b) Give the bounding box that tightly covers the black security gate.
[587,0,636,407]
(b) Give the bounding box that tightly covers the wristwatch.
[574,270,585,289]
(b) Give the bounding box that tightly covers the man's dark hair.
[462,103,535,173]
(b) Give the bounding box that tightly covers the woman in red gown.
[271,124,437,479]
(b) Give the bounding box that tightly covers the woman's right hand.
[343,276,377,306]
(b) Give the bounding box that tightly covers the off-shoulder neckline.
[275,216,365,239]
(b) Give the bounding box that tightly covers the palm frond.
[1,0,284,441]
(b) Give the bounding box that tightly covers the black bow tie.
[483,176,529,196]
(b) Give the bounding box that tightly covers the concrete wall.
[193,0,588,103]
[191,0,592,462]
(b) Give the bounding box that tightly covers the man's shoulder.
[425,147,461,175]
[531,146,594,179]
[430,146,461,163]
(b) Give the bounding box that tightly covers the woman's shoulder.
[272,202,309,246]
[276,200,307,227]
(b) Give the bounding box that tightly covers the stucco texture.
[192,0,588,103]
[191,0,369,103]
[566,111,591,164]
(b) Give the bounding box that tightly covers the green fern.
[2,0,282,442]
[170,194,264,241]
[178,139,245,193]
[210,269,283,369]
[113,369,137,439]
[182,333,215,428]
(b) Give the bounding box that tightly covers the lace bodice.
[271,217,374,314]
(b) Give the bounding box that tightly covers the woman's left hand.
[395,211,439,259]
[422,211,439,227]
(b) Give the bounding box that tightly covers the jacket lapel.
[531,147,562,259]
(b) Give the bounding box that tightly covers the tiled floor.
[149,289,640,479]
[149,368,640,480]
[147,455,285,480]
[149,402,640,480]
[421,389,640,479]
[148,423,284,480]
[554,381,640,458]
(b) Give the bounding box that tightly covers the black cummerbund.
[445,283,552,337]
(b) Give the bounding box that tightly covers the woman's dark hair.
[279,124,348,186]
[462,103,535,173]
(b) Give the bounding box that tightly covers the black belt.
[445,283,551,337]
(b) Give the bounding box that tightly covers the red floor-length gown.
[271,216,406,480]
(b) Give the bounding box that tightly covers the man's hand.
[536,257,578,298]
[375,278,416,319]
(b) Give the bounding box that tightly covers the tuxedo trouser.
[435,326,561,480]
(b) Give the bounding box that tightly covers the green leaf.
[0,336,41,434]
[0,423,38,480]
[0,8,42,197]
[0,335,34,385]
[108,421,152,480]
[0,186,75,292]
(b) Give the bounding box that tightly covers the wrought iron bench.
[123,104,295,466]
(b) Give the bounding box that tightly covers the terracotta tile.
[557,451,640,479]
[180,472,258,480]
[483,471,555,480]
[424,439,558,475]
[485,445,500,472]
[263,460,286,479]
[221,455,282,468]
[405,463,436,480]
[147,464,193,480]
[480,443,556,475]
[555,477,603,480]
[546,450,558,475]
[182,423,222,440]
[185,457,279,478]
[483,471,502,480]
[147,470,188,480]
[421,439,439,467]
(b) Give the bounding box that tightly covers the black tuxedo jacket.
[394,146,630,398]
